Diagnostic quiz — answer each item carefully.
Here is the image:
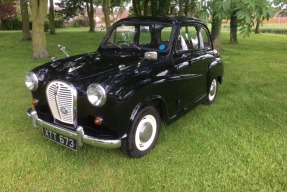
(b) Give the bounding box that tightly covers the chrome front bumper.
[26,108,122,149]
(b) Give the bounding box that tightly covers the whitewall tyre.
[122,106,160,158]
[204,78,218,105]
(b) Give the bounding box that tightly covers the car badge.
[60,107,69,114]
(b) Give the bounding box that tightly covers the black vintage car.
[26,17,223,158]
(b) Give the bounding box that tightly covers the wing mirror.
[144,52,157,60]
[58,44,70,57]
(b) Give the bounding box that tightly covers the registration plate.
[43,128,77,150]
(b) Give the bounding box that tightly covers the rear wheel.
[122,106,160,158]
[204,78,218,105]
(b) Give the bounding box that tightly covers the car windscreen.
[102,23,173,52]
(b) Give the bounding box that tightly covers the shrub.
[1,17,64,31]
[71,18,89,28]
[1,17,22,30]
[54,18,65,28]
[259,28,287,34]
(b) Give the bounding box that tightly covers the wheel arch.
[208,57,224,86]
[127,95,168,135]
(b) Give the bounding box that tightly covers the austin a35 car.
[25,17,223,158]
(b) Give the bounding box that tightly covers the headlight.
[87,84,107,107]
[25,72,38,91]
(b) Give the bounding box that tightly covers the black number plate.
[43,128,77,151]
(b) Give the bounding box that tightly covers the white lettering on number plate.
[43,128,77,150]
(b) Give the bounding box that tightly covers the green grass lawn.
[0,28,286,191]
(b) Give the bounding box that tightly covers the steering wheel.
[116,40,130,45]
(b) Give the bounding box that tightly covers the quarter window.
[199,28,211,50]
[176,25,212,51]
[177,25,199,51]
[139,26,151,44]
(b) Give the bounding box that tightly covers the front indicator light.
[32,99,39,106]
[94,117,103,125]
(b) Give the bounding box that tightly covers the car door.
[173,24,212,112]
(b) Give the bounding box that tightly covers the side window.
[161,26,172,42]
[138,25,172,51]
[176,25,199,51]
[198,27,211,50]
[139,26,151,45]
[158,26,172,51]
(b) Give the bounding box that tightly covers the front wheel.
[122,106,160,158]
[203,78,218,105]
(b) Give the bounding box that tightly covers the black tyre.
[122,106,160,158]
[203,78,218,105]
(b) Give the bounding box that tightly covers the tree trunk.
[132,0,141,16]
[158,0,169,16]
[151,0,169,16]
[143,0,149,16]
[20,0,31,40]
[178,0,184,16]
[151,0,158,16]
[230,10,238,44]
[49,0,55,34]
[86,0,95,32]
[255,18,260,34]
[29,0,48,59]
[102,0,111,30]
[188,0,196,17]
[211,12,222,51]
[184,0,189,16]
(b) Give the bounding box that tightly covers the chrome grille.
[46,81,77,125]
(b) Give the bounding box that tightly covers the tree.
[229,10,238,44]
[0,1,16,28]
[178,0,197,17]
[102,0,111,29]
[49,0,56,34]
[131,0,199,17]
[214,0,275,43]
[213,0,240,44]
[56,0,85,19]
[132,0,150,16]
[86,0,95,32]
[151,0,170,16]
[110,0,129,21]
[273,0,287,7]
[178,0,184,16]
[29,0,48,59]
[236,0,274,35]
[198,0,223,49]
[20,0,31,40]
[56,0,96,32]
[211,13,222,50]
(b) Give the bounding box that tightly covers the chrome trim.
[27,108,39,128]
[46,80,77,126]
[144,51,158,60]
[27,108,121,149]
[87,84,107,107]
[25,72,39,91]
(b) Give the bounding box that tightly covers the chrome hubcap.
[208,79,217,101]
[139,122,153,143]
[135,115,157,151]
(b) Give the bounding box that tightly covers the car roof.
[115,16,205,26]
